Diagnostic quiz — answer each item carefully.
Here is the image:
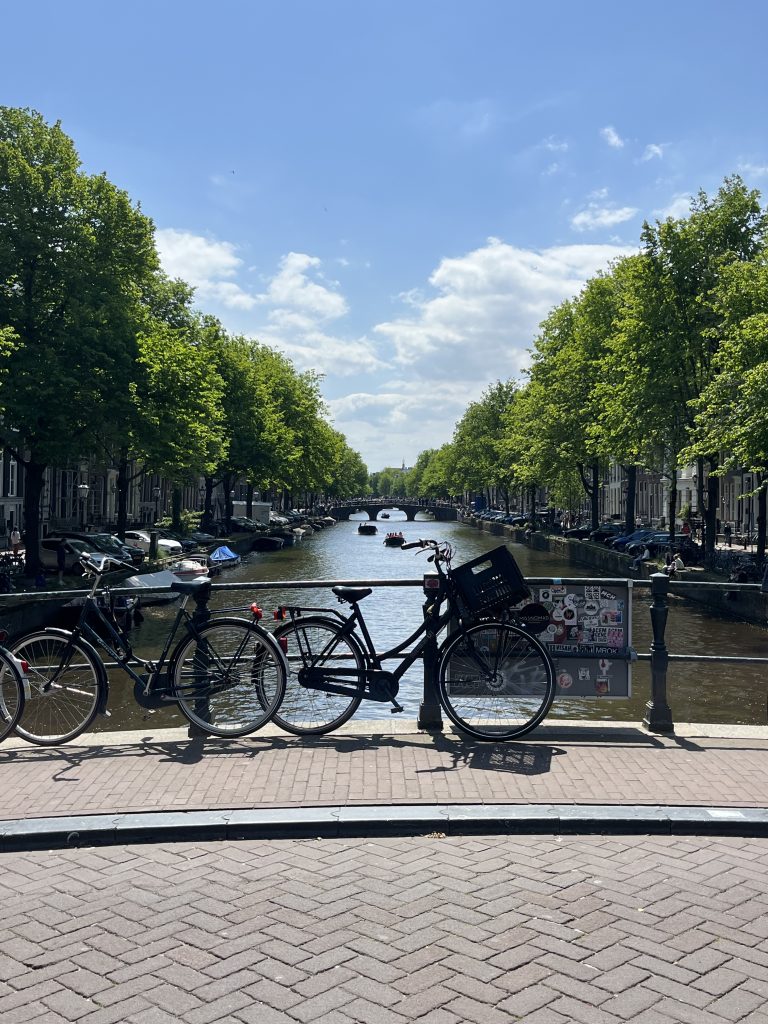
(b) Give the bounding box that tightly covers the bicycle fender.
[21,628,111,715]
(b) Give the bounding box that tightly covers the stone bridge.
[328,501,458,523]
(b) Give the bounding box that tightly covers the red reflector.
[423,577,440,589]
[250,604,263,620]
[279,636,288,654]
[21,661,29,673]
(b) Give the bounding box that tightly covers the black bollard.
[642,572,674,733]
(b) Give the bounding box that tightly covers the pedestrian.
[10,525,20,556]
[681,521,691,538]
[723,522,732,547]
[663,552,675,576]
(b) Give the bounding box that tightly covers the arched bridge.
[327,501,458,523]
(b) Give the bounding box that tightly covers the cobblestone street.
[3,832,768,1023]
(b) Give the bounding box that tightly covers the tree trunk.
[201,476,215,532]
[704,456,719,559]
[757,475,766,563]
[245,482,254,518]
[116,450,130,540]
[21,459,46,576]
[667,468,677,542]
[590,463,599,530]
[624,465,637,534]
[171,487,182,533]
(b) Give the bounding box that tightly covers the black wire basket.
[449,546,530,618]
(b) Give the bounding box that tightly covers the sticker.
[578,668,591,681]
[595,678,610,695]
[557,671,573,690]
[584,601,600,617]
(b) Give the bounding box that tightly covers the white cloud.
[653,193,692,220]
[600,125,625,148]
[641,143,666,161]
[259,252,348,320]
[571,204,638,231]
[542,135,568,152]
[739,162,768,178]
[372,238,634,377]
[156,228,258,309]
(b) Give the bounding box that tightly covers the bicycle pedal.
[390,702,404,714]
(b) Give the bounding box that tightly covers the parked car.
[154,528,197,553]
[40,538,111,575]
[48,531,145,567]
[589,524,625,545]
[123,530,183,556]
[563,526,592,540]
[188,530,217,545]
[610,528,657,553]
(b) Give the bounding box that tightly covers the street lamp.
[77,482,89,529]
[152,485,161,525]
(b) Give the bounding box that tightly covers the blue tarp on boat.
[208,545,241,566]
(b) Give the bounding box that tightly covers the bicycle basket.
[449,546,530,617]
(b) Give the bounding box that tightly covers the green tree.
[0,107,159,570]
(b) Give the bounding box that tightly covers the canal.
[99,513,768,732]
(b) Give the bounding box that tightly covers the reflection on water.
[99,512,768,731]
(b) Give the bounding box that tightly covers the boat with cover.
[208,544,242,568]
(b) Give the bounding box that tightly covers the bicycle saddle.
[332,586,372,604]
[171,579,213,599]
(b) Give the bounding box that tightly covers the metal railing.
[3,571,767,737]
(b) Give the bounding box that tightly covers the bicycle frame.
[48,571,206,703]
[281,581,459,707]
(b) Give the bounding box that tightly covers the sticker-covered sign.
[517,582,633,698]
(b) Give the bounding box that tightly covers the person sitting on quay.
[630,543,651,572]
[664,551,685,577]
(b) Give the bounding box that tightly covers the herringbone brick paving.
[2,834,768,1022]
[1,727,768,821]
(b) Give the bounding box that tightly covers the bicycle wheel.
[272,616,365,735]
[437,621,555,741]
[12,632,105,745]
[0,649,25,743]
[171,617,286,737]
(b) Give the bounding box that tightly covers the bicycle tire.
[0,648,25,743]
[272,616,365,735]
[170,617,286,737]
[437,621,555,741]
[12,631,106,745]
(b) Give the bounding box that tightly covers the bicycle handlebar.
[80,552,136,577]
[401,539,438,550]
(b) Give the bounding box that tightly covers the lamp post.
[152,485,161,525]
[77,482,89,529]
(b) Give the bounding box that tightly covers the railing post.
[643,571,674,733]
[417,600,443,731]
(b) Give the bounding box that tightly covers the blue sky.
[3,1,768,470]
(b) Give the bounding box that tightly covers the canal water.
[99,513,768,732]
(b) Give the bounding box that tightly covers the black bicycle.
[11,553,286,745]
[0,633,28,743]
[269,540,556,741]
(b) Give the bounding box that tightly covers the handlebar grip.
[400,541,424,550]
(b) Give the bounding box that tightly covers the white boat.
[170,557,210,581]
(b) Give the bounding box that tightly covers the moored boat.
[170,557,210,580]
[208,544,243,568]
[251,535,285,552]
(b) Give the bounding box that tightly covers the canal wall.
[462,516,768,627]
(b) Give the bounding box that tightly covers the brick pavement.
[1,723,768,823]
[2,833,768,1023]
